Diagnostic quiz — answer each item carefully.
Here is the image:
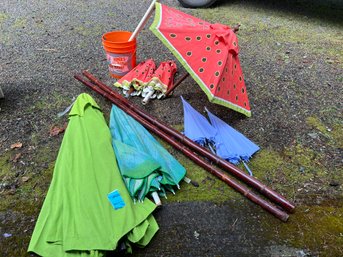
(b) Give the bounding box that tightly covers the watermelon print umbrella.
[114,59,156,95]
[28,93,158,256]
[142,60,178,104]
[109,104,186,201]
[148,60,177,97]
[150,3,251,117]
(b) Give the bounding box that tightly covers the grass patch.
[0,12,9,25]
[306,115,343,148]
[13,17,26,29]
[275,205,343,257]
[0,151,12,182]
[166,155,241,203]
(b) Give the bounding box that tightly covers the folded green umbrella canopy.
[28,93,158,257]
[109,104,186,202]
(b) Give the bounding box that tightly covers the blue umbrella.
[109,104,186,201]
[181,97,259,175]
[181,96,217,153]
[206,108,260,175]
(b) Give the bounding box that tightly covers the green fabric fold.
[28,93,158,256]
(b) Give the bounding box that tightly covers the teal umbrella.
[109,104,186,201]
[112,139,162,201]
[28,93,158,256]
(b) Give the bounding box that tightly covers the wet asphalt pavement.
[1,0,342,256]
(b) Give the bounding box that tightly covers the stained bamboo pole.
[74,74,289,222]
[81,71,295,213]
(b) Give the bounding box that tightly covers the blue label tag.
[107,190,125,210]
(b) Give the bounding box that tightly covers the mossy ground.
[0,150,56,256]
[157,121,343,256]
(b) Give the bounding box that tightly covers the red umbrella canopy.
[114,59,156,91]
[150,3,251,117]
[148,60,177,94]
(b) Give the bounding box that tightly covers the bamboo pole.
[81,71,295,213]
[74,74,289,222]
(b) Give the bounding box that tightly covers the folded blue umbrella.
[181,97,260,175]
[206,109,260,175]
[181,96,217,152]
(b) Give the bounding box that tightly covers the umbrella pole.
[126,87,135,97]
[81,71,295,214]
[151,192,162,206]
[129,0,157,41]
[75,74,289,222]
[165,72,190,97]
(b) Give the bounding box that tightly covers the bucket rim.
[102,30,136,44]
[103,46,137,54]
[102,41,137,49]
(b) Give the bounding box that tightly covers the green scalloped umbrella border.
[149,3,251,117]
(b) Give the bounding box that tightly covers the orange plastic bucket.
[102,31,136,79]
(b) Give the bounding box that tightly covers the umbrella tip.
[151,191,162,206]
[183,177,191,184]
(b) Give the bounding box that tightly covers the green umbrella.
[110,104,186,202]
[28,93,158,256]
